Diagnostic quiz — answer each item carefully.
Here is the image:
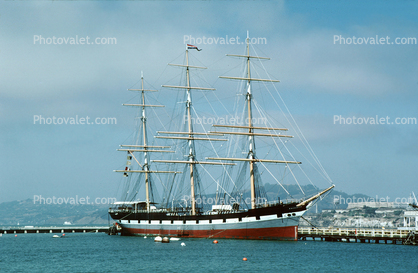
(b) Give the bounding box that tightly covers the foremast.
[114,72,177,212]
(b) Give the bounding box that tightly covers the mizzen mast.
[210,32,298,210]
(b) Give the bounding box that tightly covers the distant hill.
[0,186,372,226]
[0,199,109,226]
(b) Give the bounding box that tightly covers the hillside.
[0,199,109,226]
[0,186,380,226]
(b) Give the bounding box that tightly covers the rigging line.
[250,46,332,184]
[128,151,143,169]
[197,162,233,200]
[249,73,316,189]
[304,187,333,209]
[202,83,233,118]
[152,167,172,196]
[287,140,330,184]
[251,100,305,196]
[218,97,247,196]
[254,99,321,186]
[149,105,170,133]
[300,216,318,229]
[191,106,238,191]
[151,50,185,87]
[252,99,313,191]
[118,211,134,221]
[258,159,291,196]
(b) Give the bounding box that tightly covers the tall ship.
[109,34,334,240]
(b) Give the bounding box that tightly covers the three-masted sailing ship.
[109,34,334,240]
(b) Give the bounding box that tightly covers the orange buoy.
[213,240,218,244]
[243,257,247,261]
[15,235,17,237]
[62,234,65,236]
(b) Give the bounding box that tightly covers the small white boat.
[170,237,180,241]
[52,235,60,238]
[162,237,170,243]
[154,236,162,242]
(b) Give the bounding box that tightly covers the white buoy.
[144,236,147,239]
[181,242,186,246]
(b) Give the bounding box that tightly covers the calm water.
[1,232,417,272]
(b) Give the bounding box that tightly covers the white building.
[347,202,395,209]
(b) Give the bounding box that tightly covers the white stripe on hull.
[118,210,305,236]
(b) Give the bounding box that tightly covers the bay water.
[1,232,417,272]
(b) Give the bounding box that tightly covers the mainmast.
[155,47,234,215]
[185,49,196,216]
[245,33,256,209]
[140,72,151,212]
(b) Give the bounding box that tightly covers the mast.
[140,72,151,212]
[210,31,290,210]
[245,32,257,209]
[157,47,235,216]
[114,72,179,212]
[185,49,197,216]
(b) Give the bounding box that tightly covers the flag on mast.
[187,44,202,51]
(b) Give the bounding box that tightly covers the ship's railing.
[257,199,301,208]
[109,206,204,215]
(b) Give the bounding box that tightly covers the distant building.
[347,202,395,209]
[375,208,395,214]
[335,209,348,213]
[399,210,418,231]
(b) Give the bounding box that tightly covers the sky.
[0,1,417,205]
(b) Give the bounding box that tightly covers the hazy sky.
[1,1,417,204]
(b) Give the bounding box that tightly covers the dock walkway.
[298,227,417,245]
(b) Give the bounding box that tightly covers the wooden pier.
[0,226,110,234]
[298,227,417,245]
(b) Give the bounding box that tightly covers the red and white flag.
[187,44,202,51]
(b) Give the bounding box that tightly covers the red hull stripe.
[121,225,298,240]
